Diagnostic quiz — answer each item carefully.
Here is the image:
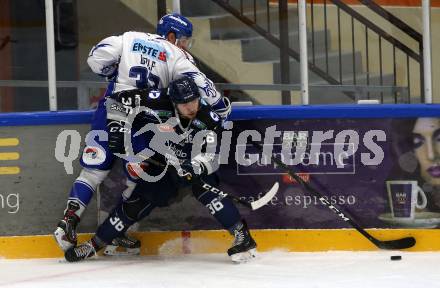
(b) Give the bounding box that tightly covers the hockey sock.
[95,205,134,244]
[95,196,155,244]
[195,189,241,230]
[67,182,92,217]
[68,168,109,218]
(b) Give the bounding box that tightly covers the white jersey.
[87,31,230,119]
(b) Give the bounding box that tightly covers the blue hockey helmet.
[169,76,200,104]
[157,13,193,39]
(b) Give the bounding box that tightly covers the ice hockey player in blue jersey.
[64,76,257,264]
[54,13,231,255]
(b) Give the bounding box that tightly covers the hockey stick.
[141,157,279,210]
[195,178,279,210]
[251,142,415,250]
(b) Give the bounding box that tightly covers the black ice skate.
[103,234,141,256]
[54,202,80,251]
[65,240,97,262]
[227,220,257,263]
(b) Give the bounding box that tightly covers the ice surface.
[0,251,439,288]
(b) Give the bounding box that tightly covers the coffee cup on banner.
[386,180,427,219]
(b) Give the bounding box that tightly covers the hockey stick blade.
[141,156,278,211]
[250,182,279,210]
[373,237,416,250]
[200,180,279,210]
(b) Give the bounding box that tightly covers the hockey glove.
[107,120,128,154]
[177,159,206,183]
[99,62,119,82]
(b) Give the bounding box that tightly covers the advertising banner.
[99,117,440,231]
[0,124,98,236]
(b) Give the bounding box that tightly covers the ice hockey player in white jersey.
[87,17,230,118]
[54,13,231,255]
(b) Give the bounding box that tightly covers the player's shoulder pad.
[191,104,222,131]
[108,88,172,110]
[142,89,174,110]
[124,31,144,36]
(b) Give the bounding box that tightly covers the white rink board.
[1,251,439,288]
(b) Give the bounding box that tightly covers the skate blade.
[230,248,257,263]
[53,228,74,252]
[103,245,140,256]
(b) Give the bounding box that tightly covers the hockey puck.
[390,255,402,261]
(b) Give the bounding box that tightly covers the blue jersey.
[105,88,222,181]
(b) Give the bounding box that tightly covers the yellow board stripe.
[1,229,440,259]
[0,152,19,160]
[0,138,19,146]
[0,166,20,174]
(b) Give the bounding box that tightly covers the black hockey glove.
[191,104,222,132]
[177,159,206,183]
[107,120,128,154]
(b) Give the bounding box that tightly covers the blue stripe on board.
[1,104,440,126]
[0,110,94,126]
[228,104,440,120]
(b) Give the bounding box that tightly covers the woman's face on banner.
[412,118,440,185]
